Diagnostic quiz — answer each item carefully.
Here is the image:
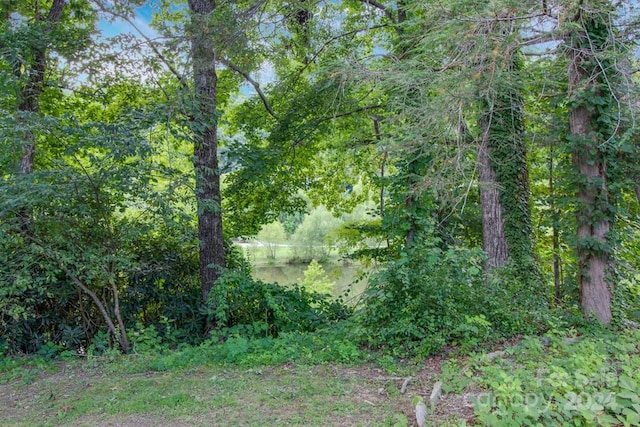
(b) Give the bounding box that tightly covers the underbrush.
[118,325,365,373]
[441,326,640,426]
[0,324,365,386]
[3,322,639,426]
[353,240,549,358]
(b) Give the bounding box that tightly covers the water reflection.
[251,263,368,304]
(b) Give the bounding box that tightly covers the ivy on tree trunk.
[475,17,540,287]
[565,2,617,324]
[188,0,226,307]
[16,0,65,174]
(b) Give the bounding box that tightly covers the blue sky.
[97,2,158,39]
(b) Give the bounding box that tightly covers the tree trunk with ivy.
[476,18,539,283]
[565,3,616,324]
[188,0,226,306]
[12,0,66,234]
[478,120,509,269]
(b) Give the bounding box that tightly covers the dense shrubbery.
[443,327,640,426]
[205,271,351,339]
[352,236,550,357]
[0,213,351,356]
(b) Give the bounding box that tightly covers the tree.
[187,0,226,304]
[301,259,335,296]
[257,221,288,260]
[292,206,341,260]
[6,0,66,176]
[563,0,622,324]
[0,1,145,352]
[474,8,541,285]
[120,0,269,308]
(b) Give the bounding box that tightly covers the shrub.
[353,237,549,357]
[301,259,335,296]
[205,271,351,339]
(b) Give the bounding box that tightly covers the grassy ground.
[2,327,639,427]
[0,359,458,427]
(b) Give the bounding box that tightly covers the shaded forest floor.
[1,355,472,426]
[2,327,639,426]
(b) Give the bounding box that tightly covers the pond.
[251,262,369,305]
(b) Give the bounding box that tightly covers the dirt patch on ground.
[68,414,193,427]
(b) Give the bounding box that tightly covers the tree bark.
[549,145,562,304]
[566,5,613,324]
[189,0,226,305]
[475,18,538,283]
[478,120,509,269]
[17,0,66,174]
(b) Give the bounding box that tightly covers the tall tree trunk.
[476,21,537,278]
[14,0,66,233]
[395,0,419,249]
[17,0,66,175]
[188,0,226,305]
[566,4,613,324]
[478,121,509,269]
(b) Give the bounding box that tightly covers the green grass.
[0,362,432,426]
[2,327,639,426]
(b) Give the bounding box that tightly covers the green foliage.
[353,235,548,357]
[291,206,341,261]
[331,217,395,263]
[257,221,288,259]
[301,259,335,296]
[353,237,482,356]
[0,76,203,354]
[131,323,162,355]
[440,359,474,394]
[120,225,203,346]
[2,0,638,362]
[205,272,350,339]
[468,328,640,426]
[480,50,543,288]
[204,329,363,366]
[97,325,364,372]
[452,315,492,353]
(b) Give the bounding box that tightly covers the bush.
[469,328,640,426]
[205,271,351,339]
[353,237,549,357]
[291,206,340,261]
[301,259,335,296]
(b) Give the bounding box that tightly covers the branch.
[219,57,280,120]
[301,24,388,75]
[520,29,564,48]
[63,266,120,341]
[360,0,396,23]
[292,104,384,146]
[94,0,189,90]
[457,12,547,23]
[25,233,121,342]
[329,105,384,121]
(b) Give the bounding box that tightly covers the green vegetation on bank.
[2,326,638,426]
